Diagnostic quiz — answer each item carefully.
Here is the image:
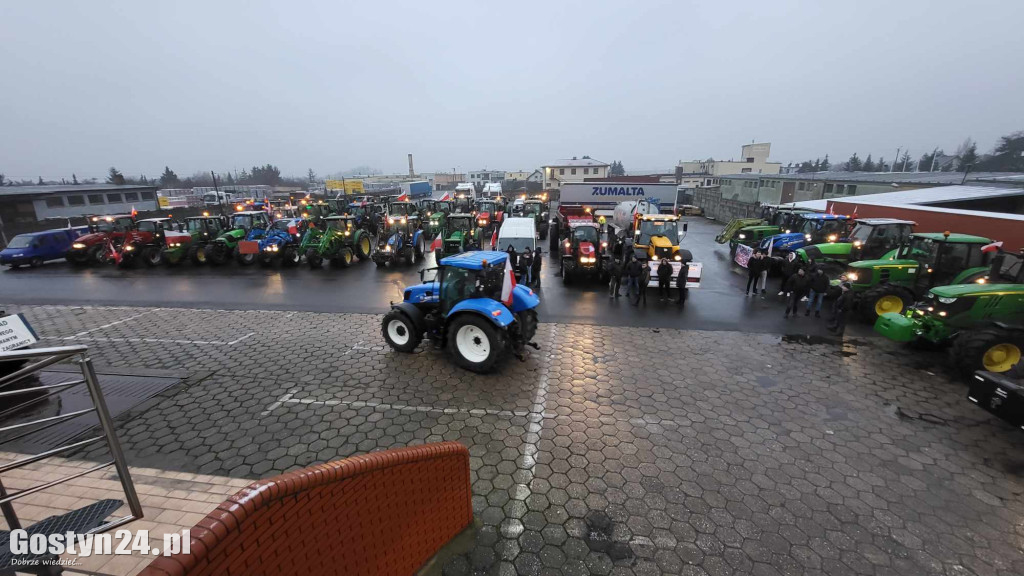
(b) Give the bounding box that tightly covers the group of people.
[607,253,689,307]
[505,245,542,288]
[745,250,853,335]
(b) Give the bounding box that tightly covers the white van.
[495,216,536,253]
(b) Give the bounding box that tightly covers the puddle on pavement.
[780,334,860,357]
[584,510,634,562]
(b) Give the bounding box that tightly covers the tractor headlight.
[388,217,395,224]
[853,241,862,247]
[845,272,858,281]
[564,241,570,248]
[478,219,487,226]
[784,229,791,234]
[601,241,608,248]
[401,217,407,224]
[937,297,957,304]
[938,311,947,317]
[427,211,432,216]
[674,254,682,261]
[738,234,746,240]
[827,234,837,242]
[384,245,391,252]
[125,245,134,251]
[804,234,812,241]
[345,231,350,236]
[975,277,986,284]
[72,242,86,249]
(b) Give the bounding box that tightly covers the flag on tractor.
[981,241,1003,253]
[490,228,498,249]
[107,239,121,265]
[430,236,441,252]
[131,205,138,218]
[500,256,516,306]
[438,192,451,201]
[396,193,408,202]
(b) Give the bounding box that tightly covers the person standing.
[758,255,770,298]
[779,252,799,296]
[506,245,518,271]
[828,282,853,335]
[608,257,622,298]
[520,248,534,286]
[657,258,674,301]
[745,251,764,296]
[805,267,829,317]
[676,260,689,308]
[638,259,651,305]
[625,255,642,303]
[531,247,542,288]
[783,268,809,318]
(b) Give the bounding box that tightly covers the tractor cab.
[798,218,916,266]
[416,199,439,216]
[475,199,503,228]
[894,233,993,290]
[230,211,271,232]
[387,201,420,219]
[439,214,477,256]
[980,251,1024,285]
[185,216,225,239]
[117,217,179,267]
[87,214,135,234]
[560,218,606,283]
[760,214,850,254]
[432,201,454,216]
[634,214,687,261]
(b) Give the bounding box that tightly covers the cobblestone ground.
[4,304,1023,576]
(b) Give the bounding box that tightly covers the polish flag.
[107,239,121,265]
[981,241,1003,253]
[396,193,409,202]
[500,256,516,306]
[852,205,858,218]
[131,205,138,218]
[430,236,442,252]
[490,228,498,249]
[438,192,451,201]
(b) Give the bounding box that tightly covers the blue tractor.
[381,251,540,373]
[257,218,306,267]
[758,213,852,255]
[372,214,426,267]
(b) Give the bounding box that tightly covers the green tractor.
[875,251,1024,375]
[841,232,996,323]
[162,215,227,265]
[436,214,480,258]
[422,200,453,239]
[306,215,374,269]
[797,218,915,268]
[205,211,272,265]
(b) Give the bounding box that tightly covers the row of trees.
[106,164,293,188]
[792,130,1023,174]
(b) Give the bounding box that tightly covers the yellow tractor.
[632,213,687,262]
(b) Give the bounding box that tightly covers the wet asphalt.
[0,218,874,337]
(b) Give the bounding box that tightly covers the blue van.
[1,227,88,268]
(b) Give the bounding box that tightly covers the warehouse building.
[0,184,159,225]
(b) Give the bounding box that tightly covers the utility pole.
[893,148,900,172]
[212,171,222,215]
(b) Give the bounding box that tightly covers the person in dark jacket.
[805,267,829,317]
[745,251,764,296]
[520,248,534,285]
[657,258,674,301]
[608,258,622,297]
[779,252,799,296]
[625,255,642,302]
[828,282,853,335]
[506,245,518,270]
[531,247,542,288]
[637,259,651,305]
[676,260,689,307]
[783,268,809,318]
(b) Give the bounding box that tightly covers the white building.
[504,170,531,182]
[468,170,506,188]
[678,143,782,176]
[541,157,610,190]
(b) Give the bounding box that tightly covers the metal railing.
[0,345,143,535]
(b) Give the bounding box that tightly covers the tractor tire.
[405,248,415,266]
[382,310,422,353]
[281,246,300,267]
[332,248,354,268]
[549,222,560,251]
[414,236,425,259]
[355,235,373,261]
[952,328,1024,376]
[235,250,256,266]
[858,285,913,324]
[375,258,387,268]
[206,243,228,265]
[307,250,324,269]
[517,309,538,343]
[188,245,207,265]
[562,260,572,285]
[88,245,108,265]
[67,253,88,266]
[448,314,505,373]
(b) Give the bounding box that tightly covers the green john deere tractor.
[306,215,373,269]
[205,211,271,265]
[423,200,453,239]
[436,214,480,258]
[797,218,915,268]
[163,216,226,265]
[875,250,1024,375]
[840,232,996,323]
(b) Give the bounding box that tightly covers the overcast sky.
[2,0,1023,181]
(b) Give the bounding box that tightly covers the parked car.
[1,227,88,268]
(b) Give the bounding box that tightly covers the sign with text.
[559,183,678,206]
[0,313,39,352]
[645,262,703,288]
[325,180,366,195]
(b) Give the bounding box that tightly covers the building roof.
[0,184,157,198]
[853,218,917,226]
[832,185,1024,207]
[720,171,1024,185]
[543,158,609,168]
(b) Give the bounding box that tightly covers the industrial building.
[677,143,782,177]
[541,158,609,190]
[0,184,159,225]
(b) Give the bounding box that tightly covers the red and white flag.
[852,205,858,218]
[981,241,1003,253]
[430,236,441,252]
[107,239,121,265]
[490,228,498,249]
[131,205,138,218]
[396,193,409,202]
[438,192,451,201]
[500,256,516,306]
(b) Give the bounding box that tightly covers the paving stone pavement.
[3,303,1024,576]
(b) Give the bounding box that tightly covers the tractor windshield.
[327,219,352,232]
[637,220,679,246]
[271,220,292,232]
[902,237,939,264]
[186,219,205,233]
[435,201,452,213]
[137,221,158,233]
[573,226,600,243]
[477,202,496,213]
[231,215,253,229]
[450,218,472,232]
[440,266,503,311]
[523,203,542,216]
[848,224,874,243]
[389,203,416,216]
[991,253,1024,283]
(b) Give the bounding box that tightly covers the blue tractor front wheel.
[382,310,421,352]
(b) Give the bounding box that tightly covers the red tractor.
[113,217,180,268]
[65,214,136,265]
[556,207,613,284]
